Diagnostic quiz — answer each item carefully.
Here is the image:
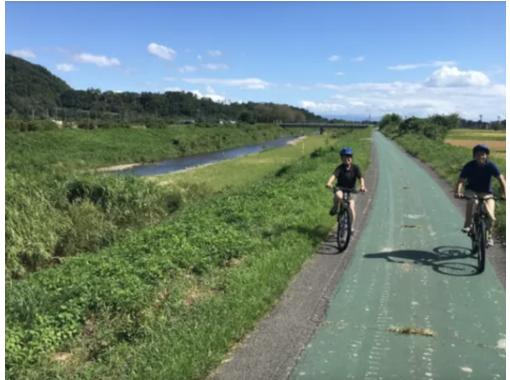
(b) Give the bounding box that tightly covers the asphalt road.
[209,131,505,380]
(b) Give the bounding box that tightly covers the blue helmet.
[473,144,490,156]
[339,147,353,157]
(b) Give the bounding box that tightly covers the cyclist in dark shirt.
[326,147,366,233]
[454,144,506,246]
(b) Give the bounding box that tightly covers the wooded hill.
[5,54,324,123]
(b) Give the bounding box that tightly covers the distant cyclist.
[326,147,367,233]
[454,144,506,246]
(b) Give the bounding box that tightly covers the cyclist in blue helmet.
[455,144,506,246]
[326,147,367,233]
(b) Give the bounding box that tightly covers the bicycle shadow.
[363,246,479,276]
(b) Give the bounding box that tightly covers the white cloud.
[202,63,229,71]
[302,75,504,120]
[192,88,227,103]
[164,76,177,81]
[178,65,197,73]
[328,55,341,62]
[284,83,312,91]
[336,72,345,76]
[208,50,223,57]
[182,77,270,90]
[164,87,182,92]
[74,53,120,67]
[197,54,203,61]
[147,42,176,61]
[388,60,457,71]
[425,66,490,87]
[11,49,36,59]
[56,63,76,72]
[352,56,365,62]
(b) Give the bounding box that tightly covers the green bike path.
[291,132,505,380]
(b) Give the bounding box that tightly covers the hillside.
[6,54,72,117]
[5,54,324,123]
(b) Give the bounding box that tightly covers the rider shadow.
[363,246,479,276]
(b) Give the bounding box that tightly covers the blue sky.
[5,1,506,120]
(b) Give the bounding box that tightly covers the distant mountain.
[6,54,72,117]
[5,55,325,123]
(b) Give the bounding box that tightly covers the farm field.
[445,128,506,158]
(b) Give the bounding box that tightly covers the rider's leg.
[484,197,496,245]
[464,190,475,229]
[349,199,356,232]
[330,190,343,215]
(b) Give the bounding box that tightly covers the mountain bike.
[333,187,358,252]
[463,193,500,273]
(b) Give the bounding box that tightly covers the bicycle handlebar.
[333,186,360,194]
[457,193,505,201]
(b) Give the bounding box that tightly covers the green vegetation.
[379,113,459,140]
[152,135,332,195]
[6,54,324,123]
[7,123,296,173]
[6,128,372,379]
[379,115,506,239]
[6,54,71,118]
[6,124,306,279]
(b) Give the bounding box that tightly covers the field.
[445,128,506,158]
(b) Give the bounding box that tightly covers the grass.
[149,134,337,195]
[6,124,306,278]
[6,128,372,379]
[6,123,299,173]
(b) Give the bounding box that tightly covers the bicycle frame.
[464,193,494,273]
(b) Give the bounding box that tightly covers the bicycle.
[461,193,501,273]
[332,187,358,252]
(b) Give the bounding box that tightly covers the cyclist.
[454,144,506,246]
[326,147,367,233]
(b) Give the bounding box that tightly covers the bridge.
[280,122,370,129]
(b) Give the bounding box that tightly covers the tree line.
[6,54,324,124]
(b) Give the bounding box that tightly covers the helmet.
[339,147,353,157]
[472,144,490,156]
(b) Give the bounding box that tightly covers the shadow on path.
[364,246,479,276]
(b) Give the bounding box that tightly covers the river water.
[114,135,299,176]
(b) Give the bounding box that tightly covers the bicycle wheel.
[336,207,351,252]
[477,220,486,273]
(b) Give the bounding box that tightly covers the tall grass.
[6,124,305,279]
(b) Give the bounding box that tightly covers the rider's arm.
[359,177,367,192]
[497,175,506,199]
[326,175,336,189]
[455,177,466,197]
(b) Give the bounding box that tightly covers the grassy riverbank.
[150,134,333,196]
[6,128,372,379]
[7,123,298,173]
[6,124,305,278]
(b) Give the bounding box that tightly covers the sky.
[5,1,506,121]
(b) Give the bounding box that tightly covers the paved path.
[291,132,505,379]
